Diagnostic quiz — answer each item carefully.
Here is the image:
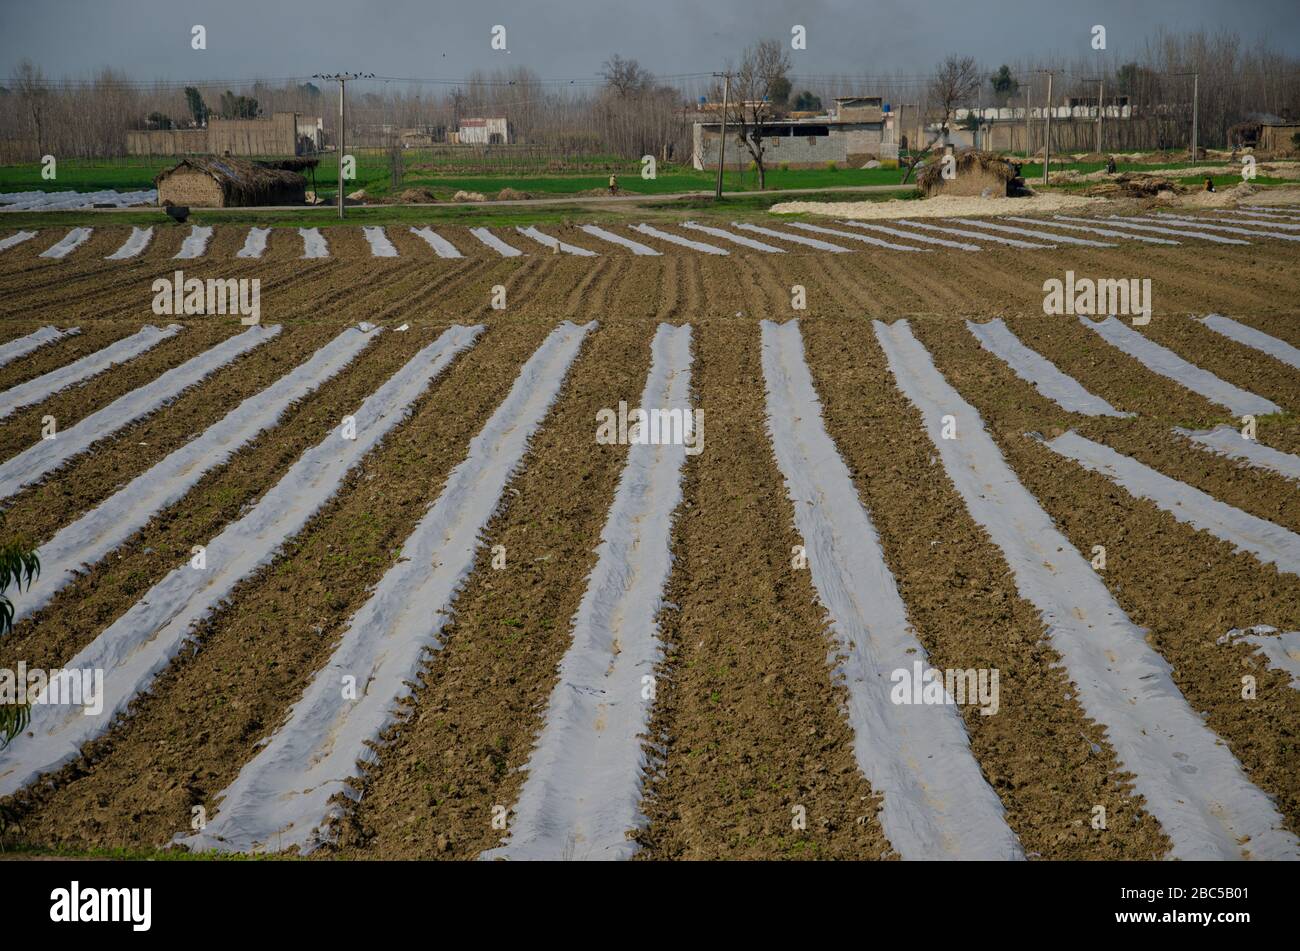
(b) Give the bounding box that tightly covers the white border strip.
[732,221,850,252]
[1081,316,1281,416]
[0,324,485,801]
[1150,215,1300,242]
[1044,430,1300,576]
[485,323,689,861]
[40,228,93,258]
[10,325,381,625]
[631,223,727,254]
[897,219,1052,249]
[1034,216,1179,244]
[967,319,1130,417]
[1175,424,1300,484]
[756,319,1022,861]
[680,221,784,252]
[299,227,329,258]
[174,225,213,259]
[0,230,37,253]
[180,321,592,854]
[236,227,271,258]
[0,325,273,500]
[0,326,79,369]
[788,221,929,251]
[362,226,398,257]
[838,220,982,250]
[470,227,524,257]
[0,324,182,421]
[578,224,661,255]
[516,226,597,256]
[106,227,153,259]
[1197,314,1300,370]
[948,218,1115,247]
[410,226,462,258]
[874,318,1299,861]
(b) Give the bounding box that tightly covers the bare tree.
[601,55,654,98]
[12,59,48,156]
[928,54,981,143]
[722,39,791,189]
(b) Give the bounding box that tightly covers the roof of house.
[155,156,305,200]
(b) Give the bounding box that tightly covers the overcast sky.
[4,0,1299,84]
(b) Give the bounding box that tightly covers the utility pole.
[1038,70,1055,185]
[713,72,732,200]
[1024,82,1031,159]
[1192,72,1199,163]
[1097,77,1104,153]
[313,72,373,219]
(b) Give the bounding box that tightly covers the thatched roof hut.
[918,149,1021,197]
[155,156,307,208]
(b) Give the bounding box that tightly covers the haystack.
[155,156,307,208]
[918,149,1022,197]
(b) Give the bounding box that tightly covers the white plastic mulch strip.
[236,227,271,258]
[0,230,38,252]
[1043,430,1300,576]
[362,226,398,257]
[0,323,182,421]
[787,221,929,251]
[732,221,851,252]
[1235,206,1300,217]
[0,326,78,369]
[631,223,728,255]
[105,226,154,259]
[0,188,155,211]
[1175,424,1300,484]
[516,225,598,256]
[1219,627,1300,690]
[1214,211,1300,228]
[897,218,1052,249]
[9,325,381,626]
[578,224,661,255]
[0,325,273,500]
[299,227,329,258]
[1209,215,1300,232]
[1087,216,1250,245]
[966,319,1130,417]
[39,228,93,258]
[838,219,982,251]
[410,226,463,258]
[0,324,484,801]
[487,326,690,862]
[180,321,591,855]
[1150,214,1300,242]
[470,226,523,257]
[875,317,1300,861]
[1197,314,1300,371]
[1033,216,1179,245]
[1081,316,1281,417]
[757,319,1021,861]
[174,225,214,259]
[947,217,1115,248]
[679,221,784,252]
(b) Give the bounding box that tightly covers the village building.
[128,112,322,157]
[154,156,310,207]
[691,96,893,170]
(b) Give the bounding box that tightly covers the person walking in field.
[609,174,618,195]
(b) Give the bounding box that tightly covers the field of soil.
[1,219,1297,860]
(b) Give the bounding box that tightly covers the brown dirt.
[914,317,1300,840]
